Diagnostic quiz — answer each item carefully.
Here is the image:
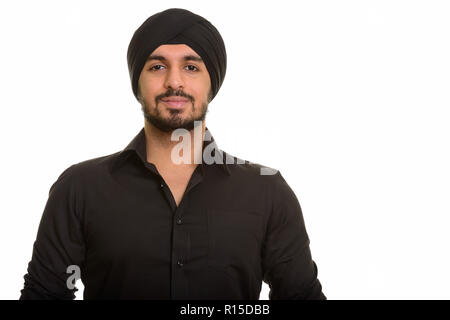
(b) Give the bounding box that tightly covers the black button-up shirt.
[20,127,325,300]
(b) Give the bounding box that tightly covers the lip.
[161,98,189,108]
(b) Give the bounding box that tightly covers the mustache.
[156,89,194,102]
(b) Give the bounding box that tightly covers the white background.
[1,0,449,300]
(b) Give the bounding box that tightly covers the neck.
[144,121,205,171]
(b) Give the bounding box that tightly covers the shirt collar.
[110,126,231,176]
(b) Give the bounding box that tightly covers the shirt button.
[177,260,184,267]
[176,218,182,225]
[160,183,164,188]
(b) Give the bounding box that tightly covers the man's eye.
[186,65,199,72]
[149,65,165,71]
[149,65,198,72]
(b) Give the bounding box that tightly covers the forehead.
[149,44,202,60]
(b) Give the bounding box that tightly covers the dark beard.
[141,99,209,132]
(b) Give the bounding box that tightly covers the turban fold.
[127,8,227,102]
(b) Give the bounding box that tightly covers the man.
[20,8,325,300]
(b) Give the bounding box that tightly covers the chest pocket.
[207,209,264,266]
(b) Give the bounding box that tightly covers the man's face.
[138,44,212,132]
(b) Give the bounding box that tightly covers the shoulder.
[51,151,122,187]
[223,151,287,188]
[225,151,273,174]
[225,151,299,200]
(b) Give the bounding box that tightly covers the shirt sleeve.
[20,164,86,300]
[262,170,326,300]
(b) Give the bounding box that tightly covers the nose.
[164,67,185,91]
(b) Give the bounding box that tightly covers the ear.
[207,87,213,103]
[136,83,143,103]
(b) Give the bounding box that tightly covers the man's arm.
[262,171,326,300]
[20,164,86,300]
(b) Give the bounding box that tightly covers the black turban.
[127,8,227,102]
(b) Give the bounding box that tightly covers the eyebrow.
[146,54,203,63]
